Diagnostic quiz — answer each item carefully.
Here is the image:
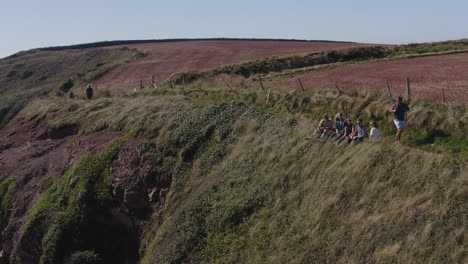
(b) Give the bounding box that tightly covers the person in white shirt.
[369,121,381,141]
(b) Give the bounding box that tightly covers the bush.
[67,251,101,264]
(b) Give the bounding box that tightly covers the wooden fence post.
[226,85,238,94]
[259,75,265,90]
[406,78,411,103]
[266,89,271,103]
[298,78,305,93]
[385,80,392,98]
[140,80,144,89]
[441,88,446,104]
[150,75,157,89]
[197,87,208,95]
[334,83,344,96]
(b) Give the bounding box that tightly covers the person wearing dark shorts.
[389,96,409,144]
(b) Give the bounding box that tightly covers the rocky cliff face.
[0,124,174,263]
[110,140,172,219]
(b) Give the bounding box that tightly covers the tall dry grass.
[14,87,467,264]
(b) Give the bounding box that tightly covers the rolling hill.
[0,38,466,264]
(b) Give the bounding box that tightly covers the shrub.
[67,250,101,264]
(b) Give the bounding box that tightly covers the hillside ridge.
[3,38,360,59]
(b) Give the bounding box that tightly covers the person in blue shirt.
[332,113,345,141]
[389,96,410,144]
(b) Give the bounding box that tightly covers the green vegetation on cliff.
[13,136,135,264]
[0,177,16,230]
[11,87,466,263]
[1,39,467,264]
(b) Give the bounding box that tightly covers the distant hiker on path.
[85,84,94,100]
[389,96,410,144]
[68,89,76,100]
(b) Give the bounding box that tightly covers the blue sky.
[1,0,467,58]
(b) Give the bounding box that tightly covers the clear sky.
[1,0,467,58]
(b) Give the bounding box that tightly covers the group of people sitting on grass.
[312,96,410,144]
[312,114,381,144]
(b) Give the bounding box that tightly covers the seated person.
[333,113,345,140]
[351,119,368,143]
[317,114,333,138]
[369,121,381,141]
[338,118,354,144]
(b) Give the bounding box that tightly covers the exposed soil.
[110,140,172,218]
[0,117,176,263]
[0,118,123,261]
[96,40,368,91]
[0,120,123,182]
[265,52,468,102]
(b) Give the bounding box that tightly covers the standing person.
[85,84,94,100]
[68,89,76,100]
[369,121,381,141]
[389,96,410,144]
[351,119,368,143]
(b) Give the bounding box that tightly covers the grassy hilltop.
[0,39,466,264]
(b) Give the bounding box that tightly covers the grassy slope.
[0,177,16,231]
[11,90,467,263]
[0,39,467,263]
[0,47,145,127]
[137,84,468,155]
[139,112,465,263]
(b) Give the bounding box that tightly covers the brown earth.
[0,118,123,261]
[95,40,369,92]
[111,140,172,218]
[0,131,171,263]
[264,52,468,102]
